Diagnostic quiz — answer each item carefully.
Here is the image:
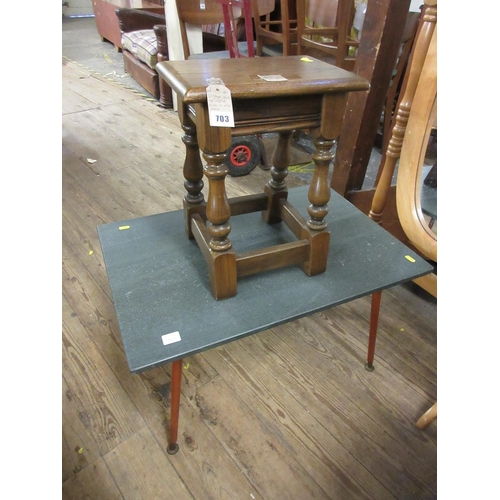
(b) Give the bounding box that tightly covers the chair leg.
[365,291,382,371]
[416,402,437,429]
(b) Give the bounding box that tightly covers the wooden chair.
[217,0,260,57]
[366,0,437,428]
[394,29,437,295]
[369,0,437,299]
[176,0,255,59]
[174,0,268,175]
[295,0,360,70]
[176,0,231,59]
[379,9,421,154]
[251,0,298,56]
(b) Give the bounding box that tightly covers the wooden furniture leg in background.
[416,402,437,429]
[369,1,437,226]
[365,291,382,371]
[167,359,183,455]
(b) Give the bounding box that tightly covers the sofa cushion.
[121,30,158,69]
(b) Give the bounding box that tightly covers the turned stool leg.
[203,152,232,252]
[263,130,292,224]
[308,91,346,232]
[189,104,237,300]
[307,136,334,231]
[182,123,204,205]
[179,104,205,238]
[194,150,237,300]
[292,134,333,277]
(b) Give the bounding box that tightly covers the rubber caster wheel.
[225,136,263,177]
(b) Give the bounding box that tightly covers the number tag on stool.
[206,79,235,128]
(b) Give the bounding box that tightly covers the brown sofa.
[116,8,172,107]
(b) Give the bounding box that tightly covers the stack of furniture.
[175,0,248,59]
[251,0,359,68]
[115,2,230,107]
[114,0,264,107]
[329,0,426,247]
[251,0,297,56]
[366,0,437,426]
[116,8,172,107]
[296,0,360,70]
[91,0,165,50]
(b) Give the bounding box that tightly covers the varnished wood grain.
[62,60,436,499]
[103,427,193,499]
[62,456,122,499]
[194,376,331,499]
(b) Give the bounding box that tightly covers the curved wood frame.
[396,20,437,427]
[396,27,437,263]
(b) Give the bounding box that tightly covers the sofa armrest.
[153,24,169,61]
[116,8,166,33]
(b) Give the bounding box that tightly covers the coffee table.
[98,185,433,454]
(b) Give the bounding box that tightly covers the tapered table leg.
[167,359,183,454]
[365,291,382,371]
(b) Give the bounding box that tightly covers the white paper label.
[207,83,235,127]
[258,74,288,82]
[162,331,181,346]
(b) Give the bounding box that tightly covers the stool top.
[156,56,369,104]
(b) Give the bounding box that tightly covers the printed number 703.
[216,115,229,123]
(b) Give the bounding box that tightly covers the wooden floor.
[62,57,437,499]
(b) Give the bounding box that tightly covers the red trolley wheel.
[225,136,263,177]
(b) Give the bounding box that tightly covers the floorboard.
[62,32,437,499]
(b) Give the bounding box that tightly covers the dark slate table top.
[98,185,433,374]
